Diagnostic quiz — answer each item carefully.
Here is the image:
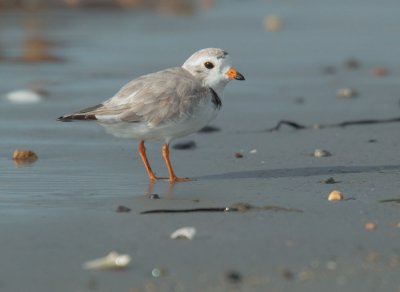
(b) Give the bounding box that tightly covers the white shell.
[5,90,43,103]
[83,251,131,270]
[249,149,257,154]
[313,149,332,157]
[328,190,344,201]
[336,88,357,98]
[170,227,196,240]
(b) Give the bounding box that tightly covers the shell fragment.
[5,90,43,103]
[328,190,344,201]
[83,251,131,270]
[170,227,196,240]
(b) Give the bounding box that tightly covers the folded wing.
[58,67,209,127]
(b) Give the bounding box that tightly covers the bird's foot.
[149,175,194,182]
[169,176,194,183]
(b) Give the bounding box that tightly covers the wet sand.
[1,0,400,291]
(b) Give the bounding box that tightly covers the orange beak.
[226,67,245,80]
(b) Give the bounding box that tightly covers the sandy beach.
[1,0,400,291]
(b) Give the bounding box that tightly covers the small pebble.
[281,268,294,281]
[328,190,344,201]
[151,268,166,278]
[367,139,377,143]
[365,222,376,230]
[225,270,242,283]
[324,177,339,184]
[313,149,332,157]
[344,58,360,69]
[372,67,389,77]
[264,15,283,31]
[172,141,196,150]
[198,125,221,133]
[12,149,38,162]
[234,152,244,158]
[116,205,131,213]
[337,88,358,98]
[149,194,160,200]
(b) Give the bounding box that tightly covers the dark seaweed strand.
[140,207,232,214]
[266,120,308,132]
[266,116,400,132]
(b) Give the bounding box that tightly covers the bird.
[58,48,245,182]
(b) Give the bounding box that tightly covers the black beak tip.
[235,72,245,81]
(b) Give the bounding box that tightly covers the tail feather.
[57,103,103,122]
[57,114,97,122]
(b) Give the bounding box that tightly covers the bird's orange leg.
[138,140,157,181]
[162,143,192,182]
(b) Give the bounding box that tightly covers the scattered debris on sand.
[312,149,332,158]
[5,89,43,103]
[170,227,196,240]
[116,205,131,213]
[83,251,131,270]
[225,270,242,283]
[328,190,344,201]
[234,152,244,158]
[141,202,303,214]
[337,88,358,98]
[12,149,38,165]
[198,125,220,133]
[365,222,376,230]
[172,141,196,150]
[372,67,389,77]
[323,177,340,184]
[266,116,400,132]
[264,15,283,31]
[151,267,167,278]
[344,58,360,69]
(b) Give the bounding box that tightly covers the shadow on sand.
[197,164,400,180]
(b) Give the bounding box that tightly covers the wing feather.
[103,68,209,126]
[58,67,210,126]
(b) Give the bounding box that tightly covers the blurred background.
[0,0,398,110]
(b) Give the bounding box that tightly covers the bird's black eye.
[204,62,214,69]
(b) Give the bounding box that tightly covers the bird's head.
[182,48,245,92]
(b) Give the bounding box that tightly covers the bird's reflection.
[144,180,177,198]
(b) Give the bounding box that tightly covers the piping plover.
[58,48,245,182]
